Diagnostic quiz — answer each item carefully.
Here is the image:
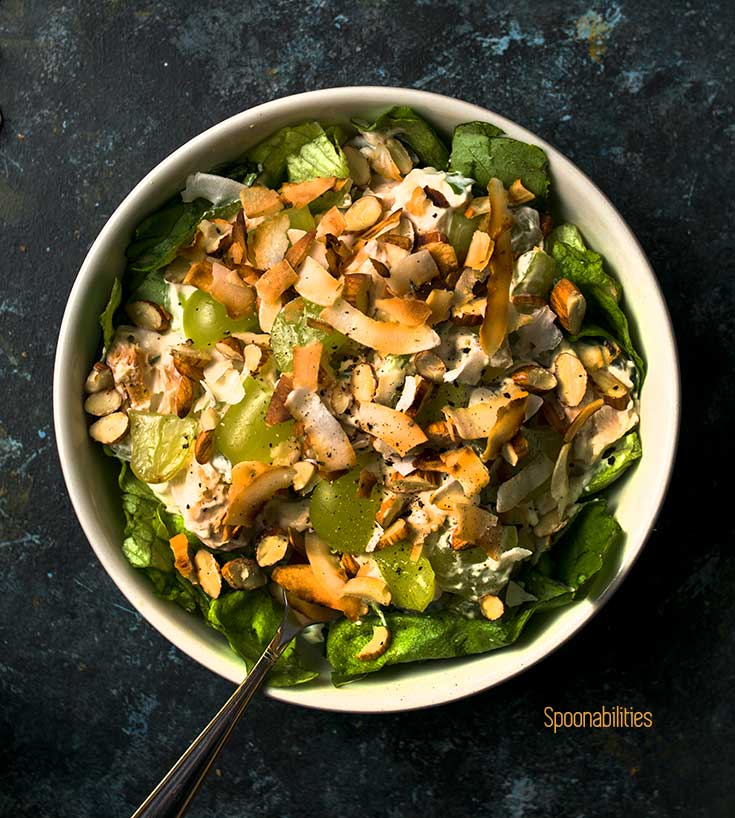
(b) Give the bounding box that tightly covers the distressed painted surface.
[0,1,733,816]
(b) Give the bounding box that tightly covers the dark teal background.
[0,1,732,816]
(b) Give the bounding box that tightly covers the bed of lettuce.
[99,107,644,686]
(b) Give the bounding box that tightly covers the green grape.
[270,297,347,372]
[216,377,294,464]
[182,290,257,349]
[447,212,480,263]
[285,205,315,232]
[129,411,197,484]
[415,382,469,426]
[374,542,436,612]
[310,464,381,554]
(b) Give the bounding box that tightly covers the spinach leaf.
[99,278,122,351]
[247,121,324,187]
[286,131,350,182]
[545,223,586,255]
[359,106,450,170]
[552,241,645,376]
[583,431,642,496]
[208,590,318,686]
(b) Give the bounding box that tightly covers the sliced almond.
[350,363,377,403]
[255,529,290,567]
[224,465,296,526]
[376,518,410,550]
[265,374,293,427]
[255,258,297,304]
[343,145,371,186]
[84,388,122,417]
[386,137,413,175]
[88,411,129,444]
[340,552,361,578]
[124,300,172,333]
[174,375,195,418]
[354,402,428,456]
[292,460,317,492]
[359,208,403,242]
[357,468,378,499]
[194,428,215,464]
[169,533,196,582]
[280,176,335,208]
[511,293,548,313]
[563,398,605,443]
[479,594,505,620]
[555,352,588,407]
[376,232,412,251]
[215,337,245,361]
[194,550,222,599]
[171,346,211,381]
[221,557,266,590]
[576,339,620,372]
[316,205,346,240]
[344,195,382,232]
[508,178,535,205]
[413,350,447,382]
[225,210,247,266]
[84,362,114,394]
[423,241,459,277]
[285,229,316,269]
[341,576,392,606]
[342,273,372,312]
[482,393,529,462]
[550,278,587,335]
[240,185,283,217]
[511,365,557,394]
[328,383,352,415]
[387,470,441,493]
[375,494,407,528]
[356,625,391,661]
[464,196,491,218]
[588,367,630,407]
[451,504,501,553]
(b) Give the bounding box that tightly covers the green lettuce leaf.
[326,499,621,681]
[552,241,645,376]
[247,121,324,187]
[360,106,449,170]
[286,131,350,182]
[583,431,642,496]
[208,590,318,686]
[450,122,550,197]
[545,223,586,255]
[99,278,122,351]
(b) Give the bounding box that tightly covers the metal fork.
[130,590,321,818]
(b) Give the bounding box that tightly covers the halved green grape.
[182,290,258,349]
[374,542,435,612]
[447,212,480,264]
[270,297,347,372]
[129,411,197,484]
[285,205,315,232]
[310,463,381,554]
[415,382,469,426]
[216,377,294,464]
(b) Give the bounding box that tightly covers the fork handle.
[130,624,291,818]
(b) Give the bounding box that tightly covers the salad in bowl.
[81,107,643,686]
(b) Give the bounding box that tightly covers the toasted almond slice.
[354,402,427,456]
[125,300,172,332]
[541,397,569,436]
[430,479,467,512]
[479,594,505,620]
[555,352,588,407]
[344,145,371,186]
[511,365,557,393]
[440,447,490,498]
[511,293,548,313]
[423,241,459,276]
[295,257,342,306]
[194,550,222,599]
[316,205,346,240]
[89,411,129,444]
[174,375,195,418]
[184,259,214,290]
[465,230,494,271]
[357,468,378,499]
[341,576,392,606]
[271,564,365,620]
[386,137,413,174]
[194,428,215,464]
[487,177,514,239]
[508,178,536,205]
[224,465,296,526]
[563,398,605,443]
[216,337,245,361]
[387,470,440,493]
[339,553,360,578]
[342,273,372,312]
[84,388,122,417]
[425,289,453,325]
[292,460,317,492]
[221,557,266,590]
[550,278,587,335]
[256,529,290,567]
[451,504,501,553]
[413,350,447,382]
[251,212,290,270]
[344,195,382,232]
[377,232,412,251]
[266,376,292,424]
[225,210,248,266]
[482,393,529,462]
[356,625,391,661]
[285,229,316,268]
[84,362,114,394]
[550,441,572,512]
[255,259,297,303]
[395,375,432,418]
[209,261,256,319]
[480,228,513,356]
[588,368,630,407]
[375,494,406,528]
[169,533,195,582]
[240,185,283,217]
[387,249,439,296]
[328,383,352,415]
[281,176,336,207]
[374,297,431,327]
[576,339,620,371]
[293,341,323,391]
[405,185,428,217]
[200,407,219,433]
[321,299,440,355]
[285,387,356,472]
[359,208,402,242]
[350,362,377,403]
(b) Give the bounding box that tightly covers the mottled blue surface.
[1,1,733,816]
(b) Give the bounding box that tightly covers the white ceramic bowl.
[54,87,679,712]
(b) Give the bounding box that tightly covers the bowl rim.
[54,86,680,712]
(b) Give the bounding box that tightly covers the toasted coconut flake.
[251,212,290,270]
[89,411,129,444]
[425,419,456,446]
[194,550,222,599]
[84,388,122,417]
[344,195,382,232]
[479,594,505,620]
[125,300,172,332]
[356,624,391,661]
[496,453,554,513]
[258,296,282,334]
[341,576,392,606]
[255,259,297,304]
[405,185,428,217]
[423,241,459,276]
[184,259,213,290]
[551,441,572,513]
[295,257,342,306]
[169,533,195,582]
[564,398,605,443]
[354,402,428,456]
[255,529,290,567]
[340,553,361,578]
[222,557,266,590]
[343,145,371,185]
[511,293,548,313]
[387,137,413,174]
[375,296,431,327]
[342,273,372,312]
[482,393,529,462]
[430,480,467,511]
[395,375,432,418]
[293,342,323,391]
[376,494,407,527]
[508,178,536,205]
[210,261,256,319]
[281,176,336,208]
[225,465,296,526]
[357,468,378,499]
[285,229,316,268]
[451,504,501,553]
[285,387,356,471]
[350,362,377,403]
[387,249,439,296]
[198,218,232,255]
[194,428,215,464]
[224,211,247,266]
[555,352,588,407]
[84,362,114,394]
[443,387,523,440]
[464,196,492,218]
[377,232,412,251]
[550,278,587,335]
[171,345,211,381]
[387,470,440,494]
[292,460,317,492]
[271,563,364,620]
[487,177,514,239]
[480,229,514,356]
[511,364,557,394]
[465,231,495,271]
[440,447,490,498]
[305,532,347,598]
[240,185,283,217]
[321,298,439,355]
[316,206,346,240]
[425,289,453,325]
